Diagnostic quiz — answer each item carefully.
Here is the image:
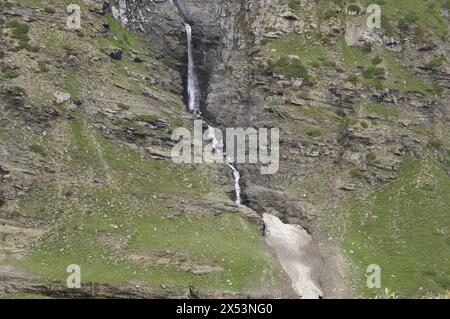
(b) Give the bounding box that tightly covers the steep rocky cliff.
[1,0,449,299]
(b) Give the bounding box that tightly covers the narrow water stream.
[185,23,196,112]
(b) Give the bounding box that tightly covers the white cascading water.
[207,126,242,204]
[185,24,196,111]
[174,0,242,204]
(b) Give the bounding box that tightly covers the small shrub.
[429,55,446,67]
[267,56,314,86]
[336,110,347,118]
[37,60,49,73]
[323,60,337,68]
[288,0,301,10]
[63,44,73,52]
[360,121,369,129]
[307,128,324,137]
[7,21,30,42]
[0,51,5,59]
[363,66,385,79]
[404,12,419,24]
[3,71,19,79]
[6,21,35,52]
[372,79,383,90]
[11,86,26,96]
[350,169,363,179]
[371,57,383,65]
[321,9,337,21]
[366,152,377,162]
[414,26,424,38]
[44,6,56,14]
[76,31,86,38]
[432,84,444,95]
[29,144,47,157]
[24,43,40,52]
[347,74,359,83]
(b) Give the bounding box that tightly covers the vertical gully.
[172,0,241,204]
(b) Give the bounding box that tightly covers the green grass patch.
[268,56,314,85]
[101,14,148,53]
[307,127,325,137]
[37,60,50,73]
[362,103,402,120]
[296,105,335,119]
[29,143,47,157]
[350,169,364,180]
[5,20,39,52]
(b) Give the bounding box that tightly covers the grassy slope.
[4,101,282,296]
[342,154,450,297]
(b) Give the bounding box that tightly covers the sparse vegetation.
[366,152,377,162]
[350,169,363,179]
[371,57,383,65]
[29,143,47,157]
[307,127,324,137]
[429,55,447,67]
[346,74,359,84]
[37,60,50,73]
[10,86,26,96]
[360,121,369,129]
[342,155,450,297]
[268,56,314,86]
[5,20,38,52]
[3,71,19,79]
[287,0,301,10]
[363,66,385,80]
[43,6,56,14]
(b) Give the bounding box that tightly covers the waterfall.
[207,126,242,205]
[227,164,242,204]
[173,0,242,204]
[185,24,196,111]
